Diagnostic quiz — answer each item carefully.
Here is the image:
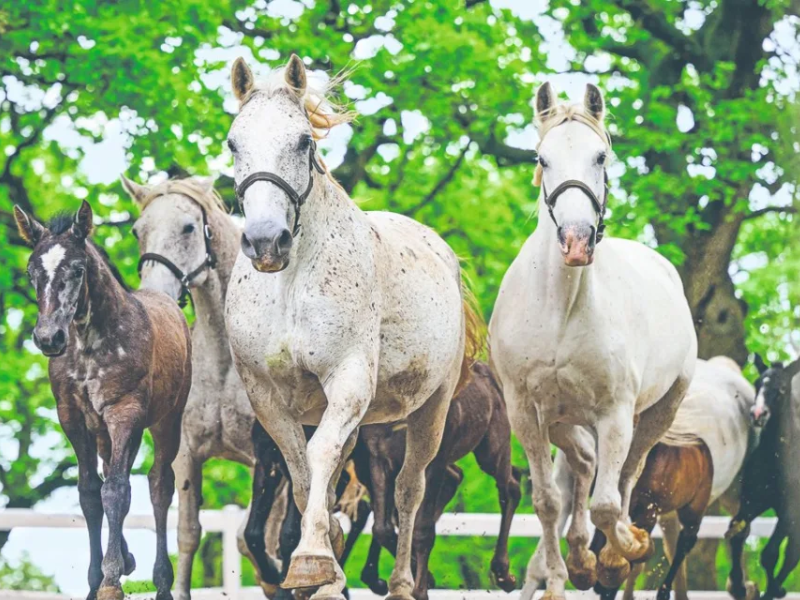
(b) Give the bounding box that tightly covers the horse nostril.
[53,329,66,347]
[557,227,566,246]
[274,229,293,256]
[241,232,256,259]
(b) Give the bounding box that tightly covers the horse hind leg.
[173,436,203,600]
[387,383,453,600]
[148,411,185,600]
[473,422,522,593]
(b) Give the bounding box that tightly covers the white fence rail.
[0,509,785,600]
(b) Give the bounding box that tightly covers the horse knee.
[591,493,622,531]
[101,475,131,514]
[532,485,561,524]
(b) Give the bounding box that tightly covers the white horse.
[489,82,697,600]
[528,356,758,600]
[223,55,481,600]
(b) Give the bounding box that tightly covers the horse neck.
[189,211,240,374]
[282,175,357,280]
[531,197,596,318]
[74,244,131,341]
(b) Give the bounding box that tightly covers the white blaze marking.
[40,244,66,306]
[41,244,66,282]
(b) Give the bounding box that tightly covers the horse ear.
[754,353,768,375]
[785,358,800,380]
[535,82,557,118]
[14,205,45,247]
[231,57,255,103]
[285,54,307,97]
[120,174,151,205]
[71,200,93,240]
[584,83,606,122]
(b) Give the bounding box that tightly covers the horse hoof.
[124,552,136,576]
[282,555,337,589]
[386,594,414,600]
[367,579,389,596]
[777,587,787,599]
[490,571,518,593]
[597,546,630,588]
[567,548,597,590]
[541,591,567,600]
[656,587,671,600]
[259,580,279,598]
[96,587,124,600]
[620,525,651,562]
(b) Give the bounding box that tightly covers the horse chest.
[68,361,113,431]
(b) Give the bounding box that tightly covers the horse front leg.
[97,407,144,600]
[525,450,574,599]
[149,411,183,600]
[388,383,453,600]
[551,424,596,591]
[510,399,568,600]
[283,354,372,598]
[59,405,104,600]
[173,435,203,600]
[591,403,636,586]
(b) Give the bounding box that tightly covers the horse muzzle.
[33,324,68,357]
[241,225,293,274]
[558,223,596,267]
[750,405,770,427]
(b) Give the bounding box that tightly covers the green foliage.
[2,0,799,593]
[0,552,60,591]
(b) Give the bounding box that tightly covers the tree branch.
[402,145,470,216]
[743,206,798,220]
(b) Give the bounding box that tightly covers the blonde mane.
[240,66,356,194]
[533,103,611,186]
[139,178,228,216]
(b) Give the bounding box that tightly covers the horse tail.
[455,278,486,398]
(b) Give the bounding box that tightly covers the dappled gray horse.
[124,176,284,598]
[224,55,481,600]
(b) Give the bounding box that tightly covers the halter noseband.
[137,199,217,308]
[234,140,325,237]
[541,171,608,243]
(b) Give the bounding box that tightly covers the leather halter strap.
[137,199,217,307]
[541,171,608,243]
[235,140,325,237]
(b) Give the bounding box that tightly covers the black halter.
[235,140,325,237]
[137,200,217,308]
[541,170,609,243]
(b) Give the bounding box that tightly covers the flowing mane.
[138,178,228,217]
[240,66,356,141]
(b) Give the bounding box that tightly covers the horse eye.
[539,157,549,168]
[131,228,139,240]
[597,152,607,166]
[299,134,312,151]
[182,223,195,235]
[72,267,85,279]
[227,139,237,153]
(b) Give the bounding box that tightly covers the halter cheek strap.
[137,201,217,308]
[235,140,325,237]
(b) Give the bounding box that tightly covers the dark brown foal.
[15,201,192,600]
[351,361,522,600]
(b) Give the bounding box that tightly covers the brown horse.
[350,361,522,600]
[14,201,192,600]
